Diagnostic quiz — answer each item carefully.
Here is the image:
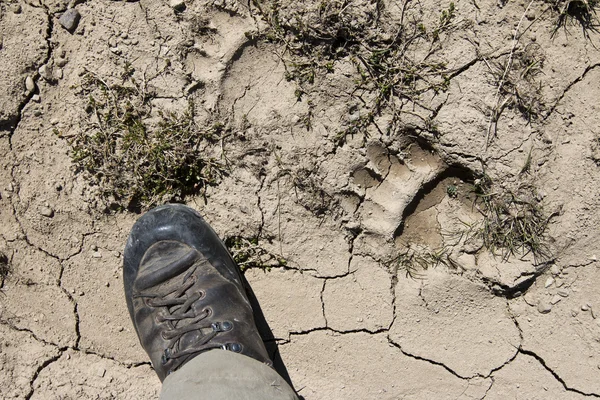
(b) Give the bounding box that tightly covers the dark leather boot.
[123,204,272,381]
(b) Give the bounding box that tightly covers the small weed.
[250,0,465,145]
[447,184,458,198]
[485,42,546,144]
[68,67,227,211]
[389,244,453,279]
[467,176,553,263]
[550,0,600,38]
[225,236,287,271]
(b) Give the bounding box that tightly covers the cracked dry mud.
[2,0,600,399]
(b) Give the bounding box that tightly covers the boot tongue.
[135,241,199,291]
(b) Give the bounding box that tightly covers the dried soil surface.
[1,0,600,398]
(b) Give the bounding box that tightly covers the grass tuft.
[225,236,287,271]
[550,0,600,38]
[66,67,227,212]
[466,176,553,263]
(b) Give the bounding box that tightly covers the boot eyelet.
[229,342,242,353]
[204,307,212,317]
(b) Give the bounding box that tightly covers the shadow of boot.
[242,273,304,399]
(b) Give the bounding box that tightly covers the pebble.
[105,282,110,287]
[550,265,561,275]
[32,94,40,102]
[582,304,590,311]
[557,289,569,297]
[554,278,564,287]
[550,295,562,305]
[108,37,117,48]
[58,8,81,33]
[56,56,68,66]
[544,277,554,288]
[97,367,106,377]
[10,3,22,13]
[109,47,122,55]
[131,38,139,45]
[7,183,14,192]
[58,48,66,58]
[79,291,85,296]
[571,309,578,317]
[91,251,102,259]
[39,64,53,80]
[25,76,35,92]
[537,300,552,314]
[91,244,98,251]
[120,32,128,39]
[39,206,54,218]
[54,68,63,80]
[170,0,186,11]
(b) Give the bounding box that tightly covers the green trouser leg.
[160,349,299,400]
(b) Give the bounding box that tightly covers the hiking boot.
[123,204,272,381]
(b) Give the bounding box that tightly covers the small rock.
[55,57,68,67]
[525,10,535,20]
[592,308,597,319]
[10,3,22,13]
[105,282,110,287]
[7,183,14,192]
[571,309,579,317]
[108,37,117,48]
[39,64,53,80]
[117,326,124,332]
[54,68,63,80]
[550,264,561,276]
[31,94,40,102]
[25,76,35,92]
[131,38,139,45]
[582,304,590,311]
[91,251,102,259]
[113,251,121,258]
[109,47,122,55]
[39,206,54,218]
[57,48,66,58]
[79,291,85,296]
[120,32,128,39]
[55,183,62,191]
[91,244,98,251]
[537,300,552,314]
[590,255,598,261]
[97,367,106,377]
[557,289,569,297]
[544,277,554,288]
[554,278,564,287]
[58,8,81,33]
[550,295,562,305]
[170,0,186,11]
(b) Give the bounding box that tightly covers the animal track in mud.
[350,139,541,293]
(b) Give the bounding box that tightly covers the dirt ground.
[2,0,600,398]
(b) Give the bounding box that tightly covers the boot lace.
[134,266,235,366]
